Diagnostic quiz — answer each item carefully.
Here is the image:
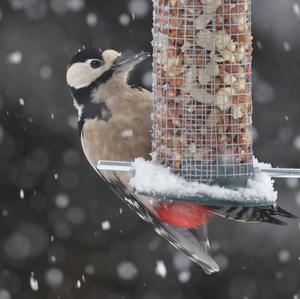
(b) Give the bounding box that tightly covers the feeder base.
[136,191,272,207]
[178,162,253,188]
[97,159,287,207]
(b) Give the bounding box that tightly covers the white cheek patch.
[66,62,103,89]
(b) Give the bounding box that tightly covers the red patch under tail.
[155,201,213,229]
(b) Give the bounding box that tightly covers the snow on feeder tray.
[97,0,300,207]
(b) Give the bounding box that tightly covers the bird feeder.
[152,0,253,188]
[97,0,300,207]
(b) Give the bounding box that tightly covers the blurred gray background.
[0,0,300,298]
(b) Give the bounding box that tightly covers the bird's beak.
[113,52,151,70]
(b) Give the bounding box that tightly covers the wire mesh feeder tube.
[152,0,254,188]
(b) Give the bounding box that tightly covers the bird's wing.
[97,170,220,274]
[79,95,219,273]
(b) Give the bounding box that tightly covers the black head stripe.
[70,68,113,106]
[71,48,103,64]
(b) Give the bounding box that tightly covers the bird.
[66,47,296,273]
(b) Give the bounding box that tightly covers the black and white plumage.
[66,47,296,273]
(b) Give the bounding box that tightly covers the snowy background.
[0,0,300,298]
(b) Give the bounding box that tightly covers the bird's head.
[66,47,150,91]
[66,47,150,125]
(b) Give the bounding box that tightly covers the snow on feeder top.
[152,0,253,188]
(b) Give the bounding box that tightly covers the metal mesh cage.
[152,0,254,187]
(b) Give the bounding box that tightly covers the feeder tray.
[97,160,300,207]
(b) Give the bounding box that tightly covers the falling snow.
[117,261,138,280]
[173,252,191,271]
[142,71,153,88]
[66,207,86,224]
[256,40,262,49]
[253,70,274,104]
[155,261,167,278]
[278,249,291,263]
[67,115,78,130]
[121,129,134,138]
[178,270,191,283]
[283,41,291,51]
[293,135,300,151]
[75,280,81,288]
[30,274,39,291]
[86,13,97,27]
[67,0,85,12]
[0,289,11,299]
[45,268,64,288]
[101,220,111,231]
[19,98,25,106]
[40,65,52,80]
[50,255,56,263]
[294,3,300,17]
[55,193,70,209]
[128,0,150,18]
[85,265,95,275]
[286,178,298,189]
[20,189,24,199]
[295,196,300,212]
[119,14,130,26]
[8,51,22,64]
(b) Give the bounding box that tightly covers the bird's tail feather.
[161,222,220,274]
[208,204,297,225]
[98,171,220,274]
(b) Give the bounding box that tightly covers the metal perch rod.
[256,168,300,178]
[97,160,300,179]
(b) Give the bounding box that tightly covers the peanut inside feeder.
[152,0,253,187]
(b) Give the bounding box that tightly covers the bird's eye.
[90,60,102,69]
